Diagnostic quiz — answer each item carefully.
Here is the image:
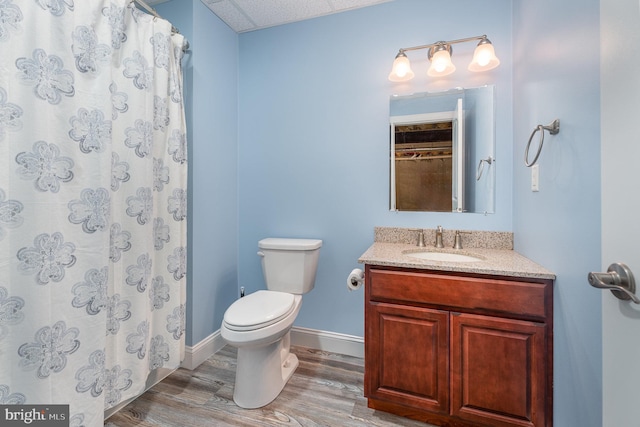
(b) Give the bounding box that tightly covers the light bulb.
[395,57,410,77]
[475,46,492,66]
[433,53,448,72]
[388,53,415,82]
[427,48,455,77]
[469,40,500,72]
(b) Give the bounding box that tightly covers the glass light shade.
[388,54,415,82]
[427,49,455,77]
[468,42,500,72]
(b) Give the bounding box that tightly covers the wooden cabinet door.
[365,302,449,414]
[451,313,547,427]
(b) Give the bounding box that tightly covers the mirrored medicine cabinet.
[390,85,496,214]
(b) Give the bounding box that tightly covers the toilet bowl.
[221,291,302,408]
[220,238,322,409]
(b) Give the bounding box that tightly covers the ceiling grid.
[199,0,394,33]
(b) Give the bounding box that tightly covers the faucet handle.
[435,225,444,248]
[410,229,426,247]
[453,230,472,249]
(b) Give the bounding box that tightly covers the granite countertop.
[358,242,555,280]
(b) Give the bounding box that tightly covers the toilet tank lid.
[259,238,322,250]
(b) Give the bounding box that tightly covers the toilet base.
[232,332,299,409]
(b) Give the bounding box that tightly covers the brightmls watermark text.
[0,405,69,426]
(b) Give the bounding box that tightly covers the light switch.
[531,164,539,192]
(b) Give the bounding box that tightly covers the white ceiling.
[198,0,394,33]
[143,0,393,33]
[202,0,391,33]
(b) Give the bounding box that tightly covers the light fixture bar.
[398,35,489,54]
[388,34,500,82]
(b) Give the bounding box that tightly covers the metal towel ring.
[524,119,560,167]
[476,156,494,181]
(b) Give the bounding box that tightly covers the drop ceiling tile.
[203,0,257,32]
[234,0,333,28]
[199,0,395,33]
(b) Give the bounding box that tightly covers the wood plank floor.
[106,345,434,426]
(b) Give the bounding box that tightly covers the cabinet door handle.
[588,262,640,304]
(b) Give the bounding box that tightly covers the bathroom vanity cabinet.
[364,265,553,427]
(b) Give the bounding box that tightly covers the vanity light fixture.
[388,35,500,82]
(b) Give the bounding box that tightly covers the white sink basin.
[403,250,484,263]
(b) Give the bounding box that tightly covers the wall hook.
[524,119,560,167]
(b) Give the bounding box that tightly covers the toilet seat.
[223,290,296,332]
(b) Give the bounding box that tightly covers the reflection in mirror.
[390,86,495,213]
[393,113,458,211]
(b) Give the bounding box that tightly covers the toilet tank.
[258,238,322,294]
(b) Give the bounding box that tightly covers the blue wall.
[237,0,513,337]
[156,0,239,347]
[158,0,603,423]
[512,0,602,425]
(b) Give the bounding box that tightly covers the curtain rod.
[132,0,161,19]
[131,0,190,51]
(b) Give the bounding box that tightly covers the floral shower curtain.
[0,1,187,425]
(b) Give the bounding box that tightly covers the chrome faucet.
[435,226,444,248]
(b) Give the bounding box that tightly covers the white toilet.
[220,237,322,409]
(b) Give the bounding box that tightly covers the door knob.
[588,262,640,304]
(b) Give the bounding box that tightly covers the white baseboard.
[182,327,364,370]
[181,330,226,370]
[290,326,364,358]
